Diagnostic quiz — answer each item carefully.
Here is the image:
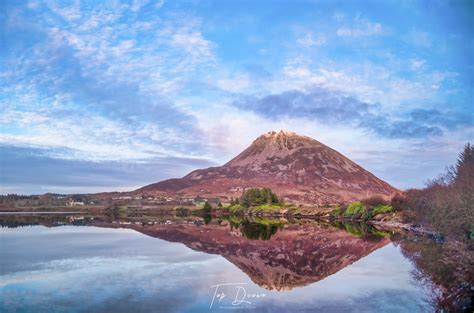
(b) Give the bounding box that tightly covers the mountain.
[135,130,399,204]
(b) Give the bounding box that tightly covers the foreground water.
[0,214,471,312]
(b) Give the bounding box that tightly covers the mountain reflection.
[1,213,472,311]
[0,214,390,290]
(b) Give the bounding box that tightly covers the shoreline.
[0,208,439,237]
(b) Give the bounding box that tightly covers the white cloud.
[270,58,455,110]
[409,58,426,71]
[216,74,250,93]
[0,109,49,125]
[170,28,215,60]
[40,5,216,96]
[46,0,81,21]
[297,32,326,47]
[155,0,165,9]
[336,20,384,37]
[131,0,151,12]
[278,63,382,104]
[0,108,195,161]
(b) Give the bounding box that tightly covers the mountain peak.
[225,130,322,167]
[263,130,297,137]
[259,130,308,142]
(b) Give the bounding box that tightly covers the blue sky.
[1,0,473,194]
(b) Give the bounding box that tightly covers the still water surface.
[0,214,462,312]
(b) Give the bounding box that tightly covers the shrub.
[252,203,283,213]
[361,196,388,207]
[331,206,342,218]
[228,204,244,214]
[390,194,406,211]
[344,201,365,218]
[362,204,394,220]
[372,204,394,215]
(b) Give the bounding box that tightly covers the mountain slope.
[136,130,399,204]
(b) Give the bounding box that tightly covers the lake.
[0,213,471,312]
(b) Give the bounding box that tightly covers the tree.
[454,143,474,188]
[202,201,212,224]
[454,143,474,210]
[239,188,280,208]
[203,201,212,212]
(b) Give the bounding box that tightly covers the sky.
[1,0,473,194]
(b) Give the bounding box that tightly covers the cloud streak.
[0,145,215,194]
[234,88,471,139]
[336,20,384,37]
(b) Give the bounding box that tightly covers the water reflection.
[226,216,286,240]
[0,213,472,312]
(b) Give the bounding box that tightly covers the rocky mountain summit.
[136,130,399,204]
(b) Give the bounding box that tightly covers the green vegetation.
[239,188,280,208]
[226,215,246,226]
[252,203,285,213]
[221,188,282,215]
[224,216,286,240]
[229,197,238,205]
[239,220,280,240]
[201,201,212,224]
[203,214,212,224]
[331,200,394,221]
[331,206,341,218]
[332,221,391,238]
[342,222,367,237]
[202,201,212,212]
[108,203,128,217]
[343,201,365,218]
[372,204,394,215]
[227,204,244,214]
[253,203,283,210]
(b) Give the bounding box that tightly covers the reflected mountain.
[0,214,389,291]
[94,217,391,291]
